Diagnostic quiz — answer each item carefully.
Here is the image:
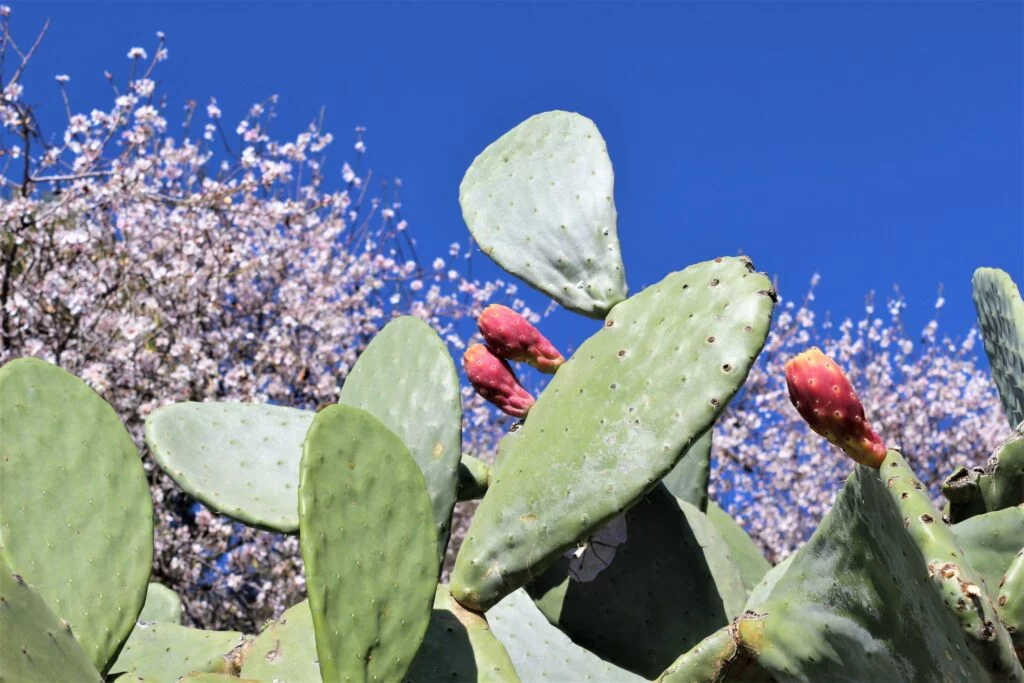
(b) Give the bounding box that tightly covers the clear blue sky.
[11,1,1023,353]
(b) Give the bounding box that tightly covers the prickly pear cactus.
[338,316,463,562]
[998,548,1024,660]
[705,501,771,596]
[0,358,153,673]
[299,405,438,683]
[452,257,774,610]
[457,453,492,501]
[0,562,101,683]
[525,485,747,678]
[944,421,1024,523]
[240,599,319,682]
[487,589,646,682]
[659,450,1023,682]
[459,110,628,318]
[139,583,183,624]
[662,428,713,511]
[146,402,314,533]
[973,267,1024,427]
[107,622,249,682]
[407,585,520,682]
[950,504,1024,596]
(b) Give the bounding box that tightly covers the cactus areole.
[785,347,887,468]
[478,304,565,374]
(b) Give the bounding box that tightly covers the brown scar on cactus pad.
[784,346,887,467]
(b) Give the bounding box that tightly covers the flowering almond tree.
[0,13,519,630]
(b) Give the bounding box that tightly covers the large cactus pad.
[0,563,101,683]
[239,599,319,682]
[973,267,1024,426]
[659,450,1022,682]
[407,585,520,682]
[526,486,746,678]
[0,358,153,672]
[299,405,438,683]
[487,589,645,682]
[459,110,628,317]
[108,622,249,682]
[339,316,463,563]
[452,257,774,609]
[146,402,314,532]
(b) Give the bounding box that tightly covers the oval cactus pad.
[451,257,775,609]
[240,599,319,683]
[0,563,102,683]
[339,316,463,563]
[299,405,438,683]
[459,110,628,318]
[139,583,183,624]
[146,402,314,532]
[0,358,153,672]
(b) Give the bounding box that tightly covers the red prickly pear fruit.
[784,347,887,468]
[463,343,536,418]
[477,304,565,374]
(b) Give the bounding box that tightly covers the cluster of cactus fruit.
[1,110,1022,683]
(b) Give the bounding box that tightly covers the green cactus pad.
[706,501,771,595]
[451,257,774,609]
[0,358,153,673]
[0,563,102,683]
[299,405,438,683]
[487,589,645,682]
[457,454,492,502]
[146,401,314,533]
[239,599,319,682]
[526,486,746,678]
[338,316,463,562]
[743,556,794,611]
[407,585,520,682]
[107,622,249,682]
[656,625,772,683]
[973,267,1024,427]
[662,428,712,510]
[138,583,182,624]
[178,675,260,683]
[997,547,1024,661]
[943,421,1024,523]
[951,505,1024,595]
[662,450,1022,682]
[459,110,628,318]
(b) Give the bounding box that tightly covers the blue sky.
[11,1,1023,353]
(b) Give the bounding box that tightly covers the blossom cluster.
[0,16,520,631]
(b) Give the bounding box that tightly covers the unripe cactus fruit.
[463,343,535,418]
[784,347,886,468]
[478,304,565,373]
